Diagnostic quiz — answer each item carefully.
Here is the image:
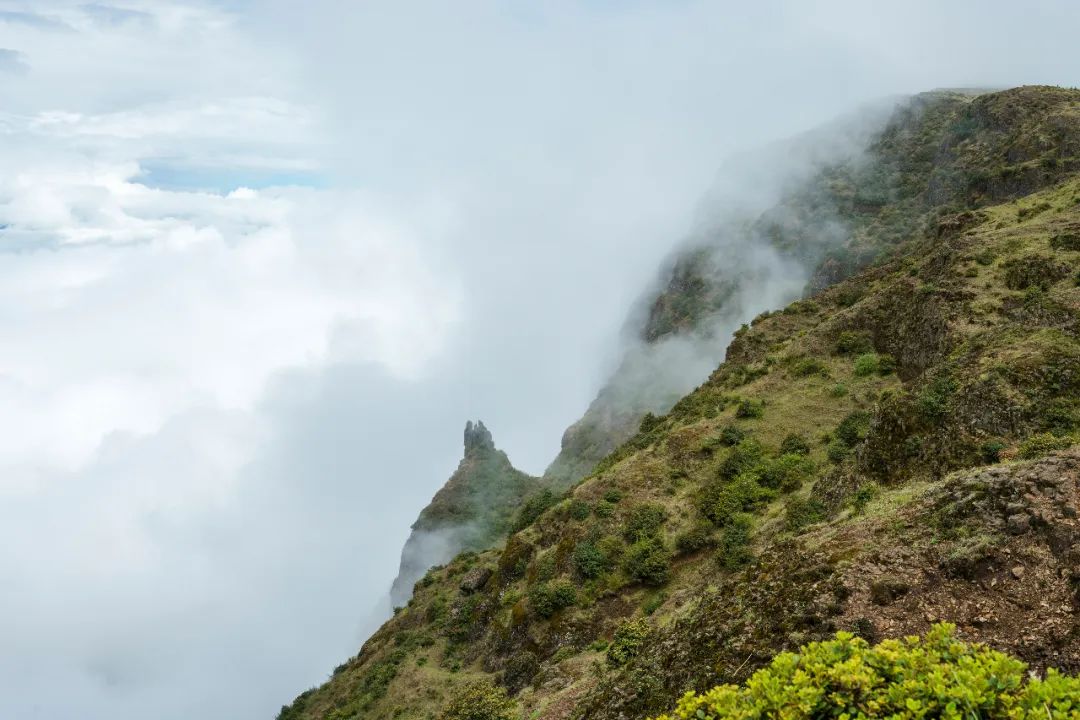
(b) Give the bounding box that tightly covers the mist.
[0,2,1079,719]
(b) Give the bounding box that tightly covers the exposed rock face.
[388,420,539,607]
[464,420,494,453]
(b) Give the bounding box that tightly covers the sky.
[0,1,1077,718]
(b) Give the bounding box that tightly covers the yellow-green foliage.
[650,624,1080,720]
[439,681,516,720]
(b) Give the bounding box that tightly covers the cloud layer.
[0,2,1078,719]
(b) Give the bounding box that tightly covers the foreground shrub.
[607,618,650,667]
[623,503,668,541]
[674,522,715,555]
[439,680,516,720]
[779,432,811,456]
[758,454,815,491]
[624,536,672,586]
[735,398,764,419]
[572,540,611,579]
[528,580,576,618]
[716,513,754,570]
[700,474,775,526]
[854,352,881,376]
[835,330,873,356]
[1018,432,1074,459]
[650,624,1080,720]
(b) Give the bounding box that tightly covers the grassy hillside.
[276,86,1080,720]
[546,86,1080,486]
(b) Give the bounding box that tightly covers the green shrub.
[851,484,876,514]
[1003,254,1071,290]
[568,499,591,521]
[529,580,576,618]
[595,534,625,565]
[876,353,897,375]
[623,503,667,541]
[790,356,829,378]
[700,473,774,526]
[716,513,754,570]
[719,424,746,446]
[917,376,956,420]
[980,439,1006,463]
[642,591,667,615]
[719,439,765,480]
[594,502,614,518]
[572,540,610,579]
[827,441,851,464]
[835,331,873,356]
[779,433,811,456]
[674,523,715,555]
[603,488,623,503]
[830,383,849,398]
[1017,432,1074,460]
[853,353,880,376]
[439,680,516,720]
[513,489,558,531]
[735,398,764,419]
[649,624,1080,720]
[639,412,662,433]
[623,536,672,586]
[784,497,826,531]
[758,454,815,491]
[835,411,871,447]
[1051,232,1080,251]
[606,618,650,667]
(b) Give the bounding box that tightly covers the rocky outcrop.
[388,421,540,607]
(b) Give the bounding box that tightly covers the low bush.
[854,353,880,376]
[719,424,746,446]
[779,433,811,456]
[529,580,576,618]
[835,330,874,356]
[758,454,815,491]
[572,540,611,579]
[835,411,872,447]
[674,523,715,555]
[513,489,558,531]
[716,513,754,570]
[790,357,829,378]
[439,680,516,720]
[568,499,591,521]
[719,439,765,480]
[649,624,1080,720]
[1003,254,1071,290]
[624,536,672,586]
[784,497,826,531]
[1050,232,1080,251]
[700,473,775,526]
[1018,432,1074,459]
[917,376,956,420]
[623,503,668,542]
[606,618,650,667]
[735,398,764,419]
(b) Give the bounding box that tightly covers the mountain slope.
[546,86,1080,486]
[276,85,1080,720]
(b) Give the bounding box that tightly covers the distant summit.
[388,420,539,607]
[463,419,494,453]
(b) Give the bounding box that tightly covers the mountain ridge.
[279,84,1080,720]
